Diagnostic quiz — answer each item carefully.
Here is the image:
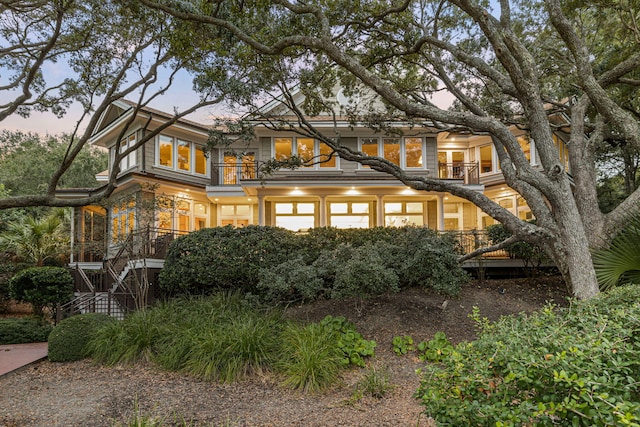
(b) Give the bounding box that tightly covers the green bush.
[158,225,300,296]
[416,285,640,426]
[8,266,73,316]
[486,222,550,268]
[48,313,115,362]
[0,317,53,344]
[258,227,468,303]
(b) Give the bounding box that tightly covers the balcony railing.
[448,230,509,258]
[211,162,259,186]
[438,162,480,185]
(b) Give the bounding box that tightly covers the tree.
[0,131,108,196]
[0,211,69,266]
[8,266,73,317]
[0,0,229,210]
[132,0,640,299]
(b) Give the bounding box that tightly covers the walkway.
[0,342,48,377]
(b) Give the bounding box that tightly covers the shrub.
[486,222,550,269]
[158,226,300,296]
[8,266,73,317]
[416,285,640,426]
[48,313,115,362]
[0,317,53,344]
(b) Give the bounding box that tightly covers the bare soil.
[0,277,569,427]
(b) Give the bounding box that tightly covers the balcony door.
[438,151,465,179]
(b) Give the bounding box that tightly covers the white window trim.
[156,134,209,177]
[271,137,340,170]
[357,137,427,170]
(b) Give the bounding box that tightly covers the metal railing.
[448,229,509,258]
[211,162,259,185]
[438,162,480,185]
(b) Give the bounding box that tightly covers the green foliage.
[0,317,53,344]
[0,212,69,266]
[158,226,300,296]
[486,222,550,268]
[392,335,415,356]
[416,331,454,363]
[48,313,115,362]
[276,322,344,393]
[257,226,468,304]
[319,315,376,368]
[8,266,73,316]
[416,285,640,426]
[592,215,640,291]
[86,294,375,392]
[354,364,392,399]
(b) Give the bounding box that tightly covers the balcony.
[438,162,479,185]
[211,162,259,186]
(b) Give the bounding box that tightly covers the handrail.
[74,265,95,294]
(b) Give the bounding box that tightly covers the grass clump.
[48,313,115,362]
[354,364,392,399]
[85,293,375,392]
[416,285,640,426]
[0,317,53,344]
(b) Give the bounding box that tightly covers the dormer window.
[156,134,208,176]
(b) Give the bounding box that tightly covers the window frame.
[156,134,209,177]
[271,137,340,170]
[358,137,426,170]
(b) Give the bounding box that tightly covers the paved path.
[0,342,48,377]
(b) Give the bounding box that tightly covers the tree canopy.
[2,0,640,298]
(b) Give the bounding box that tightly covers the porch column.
[319,195,327,227]
[376,195,384,227]
[70,207,75,263]
[437,194,445,231]
[258,195,265,226]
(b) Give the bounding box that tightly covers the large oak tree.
[136,0,640,299]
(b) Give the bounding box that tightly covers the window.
[157,197,210,232]
[517,136,531,163]
[443,202,462,230]
[479,145,493,173]
[274,202,315,231]
[220,204,251,228]
[272,137,339,169]
[329,202,370,228]
[359,137,426,169]
[384,202,424,226]
[111,199,135,242]
[118,134,137,171]
[156,135,208,176]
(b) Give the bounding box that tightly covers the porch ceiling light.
[290,188,304,195]
[401,188,415,195]
[346,187,360,195]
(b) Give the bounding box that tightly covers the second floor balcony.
[210,161,480,186]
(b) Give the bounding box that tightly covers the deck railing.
[447,229,509,258]
[438,162,480,185]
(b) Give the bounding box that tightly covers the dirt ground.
[0,276,569,427]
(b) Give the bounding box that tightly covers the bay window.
[157,135,208,176]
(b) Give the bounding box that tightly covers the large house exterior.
[56,89,567,317]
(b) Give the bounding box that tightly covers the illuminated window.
[111,199,136,242]
[384,202,424,227]
[360,137,425,169]
[274,202,315,231]
[219,204,252,228]
[157,135,207,176]
[274,138,293,161]
[443,202,462,231]
[177,139,191,171]
[159,135,173,168]
[405,138,423,168]
[479,145,493,173]
[517,136,531,163]
[383,138,400,166]
[272,137,339,169]
[329,202,370,228]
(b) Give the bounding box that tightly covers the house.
[56,89,567,317]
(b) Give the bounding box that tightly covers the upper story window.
[118,133,137,171]
[359,137,425,169]
[479,144,494,173]
[157,134,208,176]
[273,137,338,169]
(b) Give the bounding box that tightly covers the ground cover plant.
[416,285,640,426]
[0,317,53,344]
[85,293,375,392]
